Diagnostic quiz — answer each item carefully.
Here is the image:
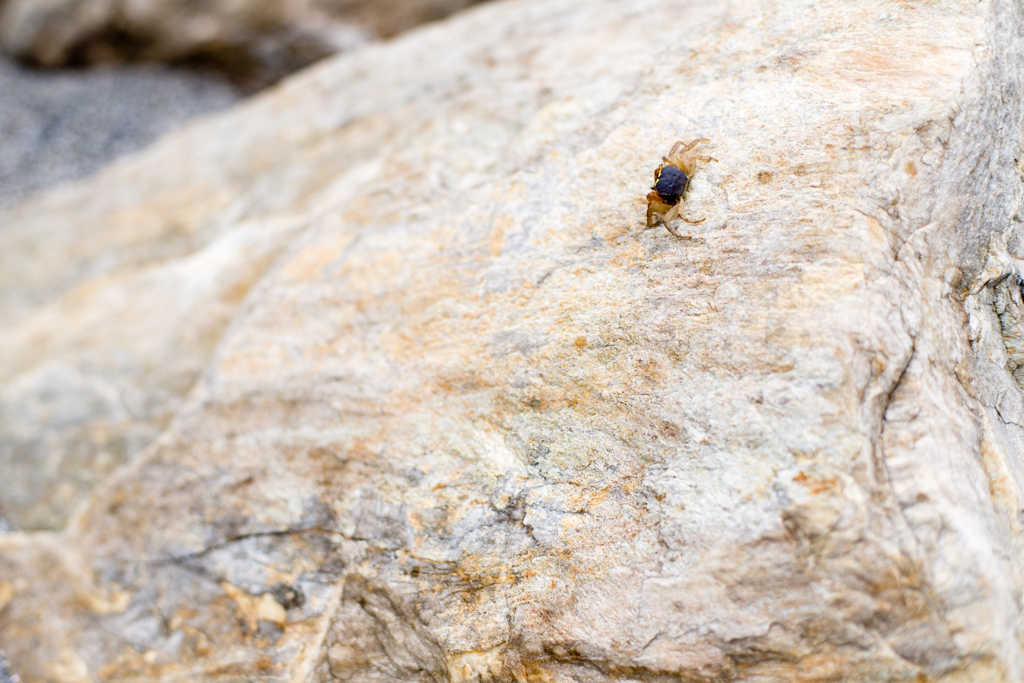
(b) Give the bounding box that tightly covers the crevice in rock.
[148,525,361,567]
[324,575,450,682]
[872,323,918,518]
[994,273,1024,388]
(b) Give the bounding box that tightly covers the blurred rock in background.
[0,55,239,209]
[0,0,488,208]
[0,0,487,88]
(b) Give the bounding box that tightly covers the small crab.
[645,139,716,237]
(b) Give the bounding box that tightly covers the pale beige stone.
[222,582,288,629]
[2,0,1024,679]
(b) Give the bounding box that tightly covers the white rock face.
[2,0,1024,679]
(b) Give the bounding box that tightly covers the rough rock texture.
[0,0,485,87]
[2,0,1024,680]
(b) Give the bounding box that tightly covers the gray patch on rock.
[0,55,239,209]
[488,329,550,357]
[0,650,19,683]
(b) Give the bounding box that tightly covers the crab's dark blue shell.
[653,164,689,204]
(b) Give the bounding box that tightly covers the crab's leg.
[667,145,713,171]
[664,221,688,239]
[647,192,673,228]
[678,138,709,152]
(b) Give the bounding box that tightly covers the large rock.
[0,0,484,86]
[3,0,1024,679]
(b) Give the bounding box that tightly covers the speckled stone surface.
[1,0,1024,679]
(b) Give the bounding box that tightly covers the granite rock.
[2,0,1024,679]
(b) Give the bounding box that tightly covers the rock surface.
[0,0,485,87]
[3,0,1024,680]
